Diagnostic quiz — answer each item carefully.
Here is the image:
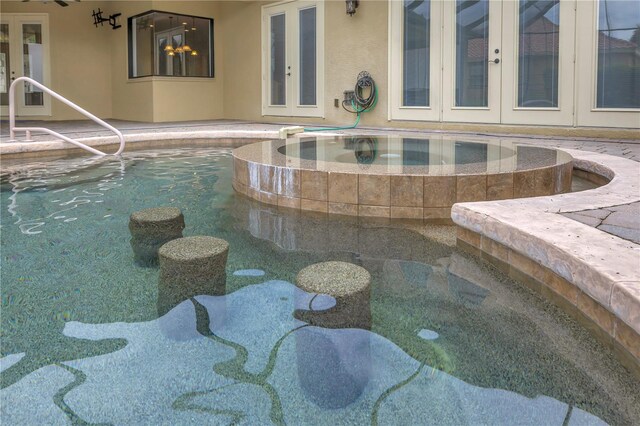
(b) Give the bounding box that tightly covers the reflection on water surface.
[0,148,637,425]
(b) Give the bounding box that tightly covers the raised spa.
[232,136,573,219]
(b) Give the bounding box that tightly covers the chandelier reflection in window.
[163,17,198,57]
[129,10,213,78]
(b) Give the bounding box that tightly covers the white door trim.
[261,0,324,118]
[441,0,502,124]
[1,13,51,117]
[500,0,575,126]
[388,0,442,122]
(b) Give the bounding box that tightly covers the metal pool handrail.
[8,77,125,156]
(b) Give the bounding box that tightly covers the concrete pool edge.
[0,130,283,157]
[452,149,640,374]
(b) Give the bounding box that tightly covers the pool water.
[1,147,638,425]
[276,136,571,173]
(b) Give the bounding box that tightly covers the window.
[389,0,442,121]
[403,0,430,107]
[596,0,640,108]
[128,11,213,78]
[517,0,560,108]
[455,0,490,108]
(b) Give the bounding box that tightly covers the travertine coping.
[0,131,276,157]
[232,138,572,220]
[452,149,640,369]
[296,261,371,297]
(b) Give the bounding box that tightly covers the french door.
[391,0,575,126]
[262,0,324,117]
[442,0,502,123]
[0,14,51,117]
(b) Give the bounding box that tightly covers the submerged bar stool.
[129,207,185,267]
[294,261,373,408]
[295,261,372,329]
[157,236,229,316]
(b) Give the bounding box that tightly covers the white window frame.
[575,0,640,128]
[388,0,442,122]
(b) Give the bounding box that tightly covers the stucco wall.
[1,0,113,120]
[151,0,224,123]
[3,0,637,135]
[108,1,154,122]
[323,0,389,127]
[219,0,263,122]
[221,0,389,127]
[219,0,638,136]
[3,0,224,122]
[109,0,224,122]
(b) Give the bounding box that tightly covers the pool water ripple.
[0,147,638,425]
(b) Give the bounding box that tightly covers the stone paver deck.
[562,202,640,244]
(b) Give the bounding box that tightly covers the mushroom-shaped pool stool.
[294,261,372,409]
[129,207,185,266]
[157,236,229,317]
[295,261,372,329]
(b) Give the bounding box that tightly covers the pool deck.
[1,119,639,371]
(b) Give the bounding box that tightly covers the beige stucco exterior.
[1,0,114,119]
[1,0,224,122]
[220,0,390,128]
[1,0,638,136]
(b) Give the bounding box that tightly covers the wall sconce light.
[346,0,359,16]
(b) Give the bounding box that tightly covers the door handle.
[286,72,291,76]
[489,58,500,64]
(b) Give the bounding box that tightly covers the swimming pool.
[1,146,637,424]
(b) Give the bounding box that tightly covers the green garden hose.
[304,71,377,132]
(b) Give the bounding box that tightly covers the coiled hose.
[304,71,377,132]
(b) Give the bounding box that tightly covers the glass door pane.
[157,37,169,75]
[403,0,430,107]
[0,23,10,107]
[501,0,574,125]
[518,0,560,107]
[299,7,316,106]
[455,0,490,107]
[22,23,44,107]
[171,34,184,76]
[270,13,286,106]
[596,0,640,108]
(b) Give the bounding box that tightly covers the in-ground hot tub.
[232,136,573,220]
